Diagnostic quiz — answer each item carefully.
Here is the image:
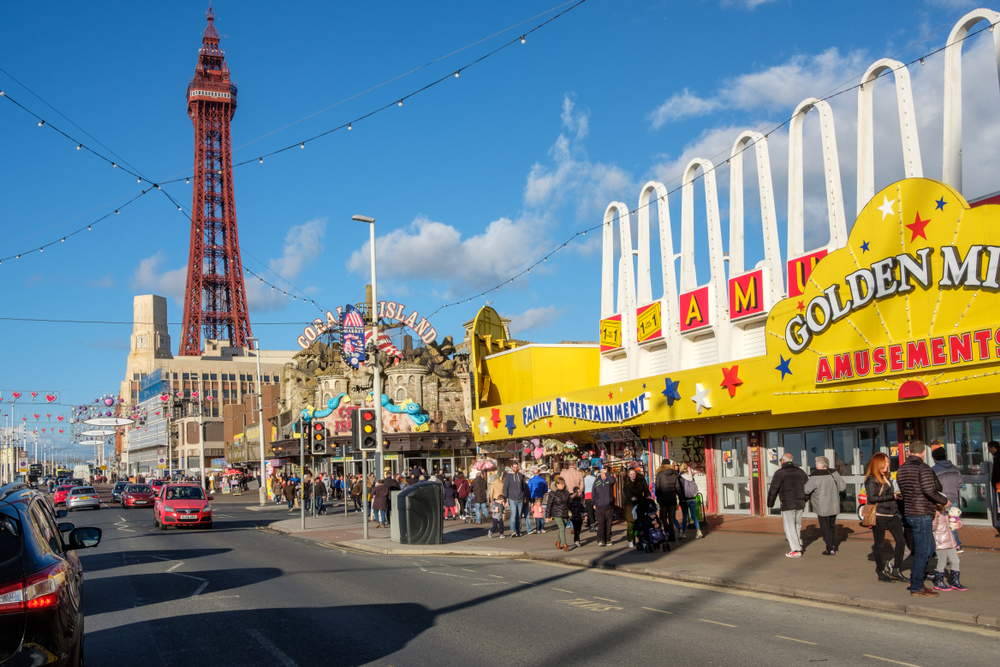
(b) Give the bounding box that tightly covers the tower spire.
[180,7,253,355]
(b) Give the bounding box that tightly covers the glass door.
[951,418,989,521]
[717,434,750,513]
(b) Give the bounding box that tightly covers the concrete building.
[119,295,298,475]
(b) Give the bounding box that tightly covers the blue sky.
[3,0,1000,455]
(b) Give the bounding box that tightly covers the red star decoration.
[906,212,930,243]
[720,365,744,398]
[796,301,805,312]
[490,408,501,428]
[608,391,614,399]
[547,420,552,427]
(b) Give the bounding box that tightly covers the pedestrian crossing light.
[352,408,378,451]
[311,420,327,455]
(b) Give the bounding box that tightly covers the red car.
[153,484,213,530]
[122,484,155,509]
[150,479,166,494]
[52,485,73,505]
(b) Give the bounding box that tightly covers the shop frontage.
[471,177,1000,527]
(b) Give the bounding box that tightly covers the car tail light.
[0,562,66,615]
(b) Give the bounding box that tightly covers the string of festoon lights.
[0,0,588,272]
[426,16,1000,316]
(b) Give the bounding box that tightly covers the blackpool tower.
[180,6,253,355]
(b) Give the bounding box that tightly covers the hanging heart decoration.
[176,392,182,398]
[59,429,63,434]
[30,392,38,399]
[46,394,56,403]
[104,397,114,407]
[192,390,199,398]
[46,414,51,419]
[41,428,46,433]
[155,411,160,416]
[12,392,22,400]
[33,414,39,419]
[160,395,169,402]
[206,395,213,401]
[57,416,63,421]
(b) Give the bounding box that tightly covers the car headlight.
[202,505,212,513]
[164,505,175,512]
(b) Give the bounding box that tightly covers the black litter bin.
[396,481,444,545]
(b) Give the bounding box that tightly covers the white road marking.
[863,656,922,667]
[249,629,299,667]
[777,635,817,646]
[699,619,737,628]
[170,572,207,582]
[643,607,672,614]
[166,561,184,572]
[190,581,210,597]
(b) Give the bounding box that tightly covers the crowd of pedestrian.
[766,439,991,597]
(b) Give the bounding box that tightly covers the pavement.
[81,486,1000,666]
[266,498,1000,630]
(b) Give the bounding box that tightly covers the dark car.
[0,482,102,666]
[111,482,129,504]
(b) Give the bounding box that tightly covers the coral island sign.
[295,300,441,349]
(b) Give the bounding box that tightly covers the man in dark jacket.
[502,462,529,536]
[897,440,950,597]
[654,461,680,541]
[471,473,488,524]
[593,467,616,546]
[766,453,808,557]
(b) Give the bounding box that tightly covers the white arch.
[942,8,1000,192]
[680,158,728,364]
[601,201,635,318]
[636,181,678,312]
[680,159,724,293]
[857,58,922,214]
[788,98,847,259]
[729,131,781,292]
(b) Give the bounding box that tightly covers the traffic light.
[352,408,378,451]
[311,420,327,455]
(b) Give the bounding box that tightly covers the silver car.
[66,486,101,511]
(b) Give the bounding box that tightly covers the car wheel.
[153,514,159,528]
[159,519,168,531]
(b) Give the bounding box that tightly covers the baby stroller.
[634,498,670,553]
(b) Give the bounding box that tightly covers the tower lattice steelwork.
[180,6,253,355]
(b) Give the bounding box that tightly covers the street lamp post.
[352,214,384,541]
[250,336,267,506]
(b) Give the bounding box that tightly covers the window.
[223,390,230,399]
[210,373,217,380]
[173,373,179,379]
[182,373,189,380]
[28,501,62,555]
[202,373,209,380]
[240,374,246,382]
[395,388,406,401]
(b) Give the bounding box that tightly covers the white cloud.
[247,218,327,313]
[87,274,115,289]
[269,218,326,278]
[525,95,634,217]
[649,89,723,128]
[131,251,187,305]
[347,95,634,295]
[347,214,545,295]
[505,305,563,336]
[648,48,869,126]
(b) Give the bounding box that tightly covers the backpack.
[681,476,699,501]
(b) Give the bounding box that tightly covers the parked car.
[0,482,102,666]
[153,484,213,530]
[110,481,129,504]
[52,486,74,506]
[65,488,100,512]
[122,485,155,509]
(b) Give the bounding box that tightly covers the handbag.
[860,482,882,528]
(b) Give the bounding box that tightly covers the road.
[77,491,999,667]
